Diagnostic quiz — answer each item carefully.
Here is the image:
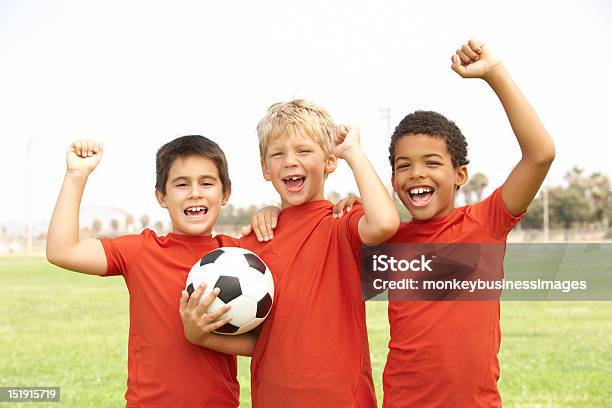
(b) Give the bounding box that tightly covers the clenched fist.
[66,139,103,175]
[451,39,502,80]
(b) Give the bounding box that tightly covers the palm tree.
[470,172,489,202]
[110,219,120,235]
[154,221,164,234]
[125,214,135,233]
[564,166,588,193]
[92,219,102,236]
[462,183,474,205]
[140,214,150,230]
[588,172,610,226]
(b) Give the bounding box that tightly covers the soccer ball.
[186,247,274,335]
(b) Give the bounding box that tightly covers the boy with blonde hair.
[181,99,399,407]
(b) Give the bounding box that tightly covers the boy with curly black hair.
[389,110,469,169]
[383,39,555,407]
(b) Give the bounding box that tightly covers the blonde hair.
[257,99,335,161]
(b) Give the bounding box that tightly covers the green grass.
[1,258,610,407]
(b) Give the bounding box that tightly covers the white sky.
[1,0,611,231]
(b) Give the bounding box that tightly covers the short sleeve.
[339,203,365,254]
[468,186,525,239]
[98,231,147,277]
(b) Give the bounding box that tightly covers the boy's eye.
[426,161,441,166]
[298,149,311,154]
[270,152,283,158]
[397,163,411,169]
[201,182,214,187]
[177,183,188,187]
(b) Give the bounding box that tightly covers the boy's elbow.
[45,248,61,267]
[525,145,555,168]
[382,214,400,238]
[535,140,556,166]
[46,243,57,264]
[363,216,400,244]
[381,226,400,243]
[46,245,68,268]
[546,144,556,164]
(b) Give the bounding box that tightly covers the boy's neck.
[280,191,326,209]
[281,197,328,209]
[169,227,214,237]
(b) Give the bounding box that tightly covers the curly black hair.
[388,110,469,170]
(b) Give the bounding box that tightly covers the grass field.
[1,257,610,407]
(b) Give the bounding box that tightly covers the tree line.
[93,167,611,234]
[521,167,611,229]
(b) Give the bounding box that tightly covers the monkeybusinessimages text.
[370,255,587,294]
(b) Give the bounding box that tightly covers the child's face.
[155,155,229,236]
[261,132,336,208]
[392,134,467,221]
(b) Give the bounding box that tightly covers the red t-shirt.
[99,229,239,408]
[238,200,377,408]
[383,187,524,408]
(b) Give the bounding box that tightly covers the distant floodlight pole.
[543,187,549,243]
[26,138,33,255]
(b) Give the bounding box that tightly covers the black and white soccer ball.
[186,247,274,335]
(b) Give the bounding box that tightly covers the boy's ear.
[455,165,468,189]
[155,189,167,208]
[222,186,232,206]
[324,154,337,175]
[261,159,271,181]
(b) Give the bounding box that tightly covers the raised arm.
[451,39,555,215]
[46,140,108,275]
[334,125,400,244]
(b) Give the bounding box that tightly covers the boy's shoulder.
[215,233,241,247]
[101,229,226,277]
[240,201,365,252]
[391,186,522,243]
[280,200,364,231]
[464,185,524,230]
[101,228,225,253]
[99,228,152,246]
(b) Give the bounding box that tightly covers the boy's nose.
[190,185,204,198]
[409,164,426,179]
[283,152,298,167]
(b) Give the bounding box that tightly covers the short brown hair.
[155,135,231,194]
[256,99,336,161]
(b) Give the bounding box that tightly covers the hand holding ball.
[186,247,274,335]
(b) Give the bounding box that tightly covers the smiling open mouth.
[184,206,208,217]
[283,176,305,192]
[408,186,434,207]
